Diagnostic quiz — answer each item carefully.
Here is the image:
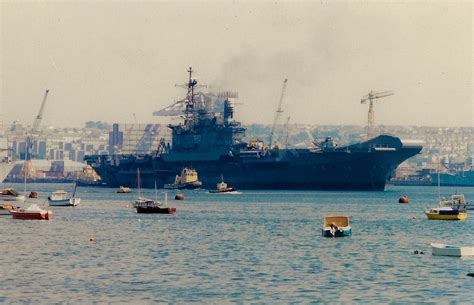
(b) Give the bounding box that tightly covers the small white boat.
[48,187,81,207]
[431,243,474,257]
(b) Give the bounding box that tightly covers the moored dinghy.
[48,184,81,207]
[431,243,474,257]
[0,188,26,202]
[10,203,52,220]
[322,215,352,237]
[117,186,131,193]
[0,203,15,215]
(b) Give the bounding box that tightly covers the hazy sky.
[1,0,472,128]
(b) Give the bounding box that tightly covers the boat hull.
[0,204,14,215]
[322,227,352,237]
[163,182,202,190]
[209,187,237,194]
[48,198,80,206]
[425,212,467,220]
[10,210,52,220]
[431,243,474,257]
[0,195,26,202]
[88,135,422,191]
[136,206,176,214]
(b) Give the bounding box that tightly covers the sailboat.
[48,183,81,206]
[135,191,176,214]
[133,168,149,208]
[425,164,468,220]
[133,170,176,214]
[10,158,52,220]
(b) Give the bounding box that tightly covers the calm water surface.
[1,183,473,303]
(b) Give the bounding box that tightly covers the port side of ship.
[86,67,422,191]
[90,135,421,191]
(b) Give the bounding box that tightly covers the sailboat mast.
[438,161,441,201]
[137,168,141,198]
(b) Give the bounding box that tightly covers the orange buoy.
[399,196,409,204]
[175,193,184,200]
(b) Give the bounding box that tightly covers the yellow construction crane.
[360,90,394,136]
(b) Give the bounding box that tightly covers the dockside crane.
[23,90,49,178]
[31,89,50,138]
[360,90,394,137]
[282,116,291,148]
[269,78,288,148]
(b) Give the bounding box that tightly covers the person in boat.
[329,224,337,237]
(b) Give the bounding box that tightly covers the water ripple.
[1,184,473,303]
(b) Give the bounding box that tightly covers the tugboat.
[209,174,237,194]
[164,168,202,190]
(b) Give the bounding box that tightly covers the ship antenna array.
[360,90,394,137]
[175,67,206,126]
[269,78,288,148]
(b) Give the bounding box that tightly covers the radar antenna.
[175,67,207,127]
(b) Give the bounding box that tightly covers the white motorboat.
[431,243,474,257]
[48,185,81,207]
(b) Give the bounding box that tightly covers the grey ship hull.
[432,171,474,187]
[88,135,422,191]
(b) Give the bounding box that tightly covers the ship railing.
[239,150,262,158]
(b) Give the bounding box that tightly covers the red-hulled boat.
[10,204,52,220]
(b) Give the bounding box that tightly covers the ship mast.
[185,67,197,127]
[176,67,206,128]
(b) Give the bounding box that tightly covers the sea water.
[1,183,473,303]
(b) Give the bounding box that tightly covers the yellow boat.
[425,194,468,220]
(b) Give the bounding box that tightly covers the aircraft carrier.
[85,68,423,191]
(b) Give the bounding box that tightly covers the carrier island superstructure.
[86,68,422,190]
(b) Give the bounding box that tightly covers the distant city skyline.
[1,1,472,128]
